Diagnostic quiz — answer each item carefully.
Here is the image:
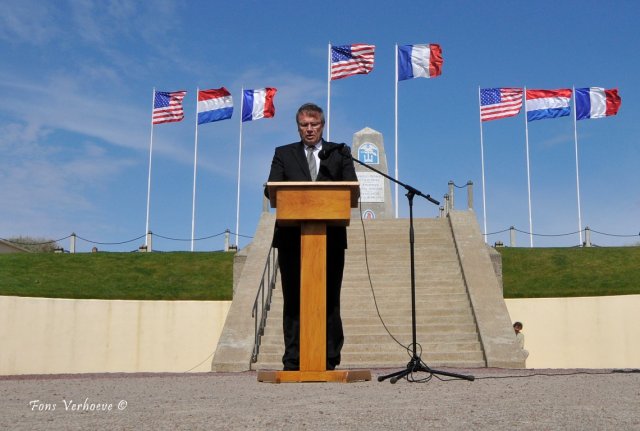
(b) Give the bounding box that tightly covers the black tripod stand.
[377,187,474,383]
[324,145,474,384]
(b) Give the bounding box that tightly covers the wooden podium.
[257,181,371,383]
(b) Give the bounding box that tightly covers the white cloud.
[0,1,60,46]
[0,122,137,237]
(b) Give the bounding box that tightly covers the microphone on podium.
[318,143,350,160]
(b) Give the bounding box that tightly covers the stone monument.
[350,127,393,219]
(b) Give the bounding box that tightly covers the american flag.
[331,44,375,80]
[480,88,523,122]
[152,90,187,125]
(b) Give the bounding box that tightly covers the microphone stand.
[337,148,474,384]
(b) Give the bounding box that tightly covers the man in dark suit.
[266,102,358,371]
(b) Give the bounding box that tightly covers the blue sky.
[1,0,638,251]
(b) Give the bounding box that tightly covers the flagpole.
[523,86,534,247]
[145,87,155,246]
[327,43,331,141]
[478,86,488,243]
[394,44,399,218]
[190,87,200,252]
[572,85,584,246]
[235,88,244,248]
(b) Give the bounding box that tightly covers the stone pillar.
[146,231,153,252]
[224,229,230,252]
[467,180,474,210]
[510,226,516,247]
[351,127,393,220]
[584,227,591,247]
[448,181,455,210]
[70,233,76,254]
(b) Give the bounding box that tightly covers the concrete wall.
[2,294,638,374]
[0,296,231,375]
[505,295,640,369]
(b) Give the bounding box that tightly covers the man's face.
[297,112,324,146]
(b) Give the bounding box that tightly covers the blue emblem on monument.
[358,142,379,165]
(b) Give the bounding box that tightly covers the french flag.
[197,87,233,124]
[397,44,443,81]
[525,89,572,122]
[575,87,621,120]
[242,88,277,122]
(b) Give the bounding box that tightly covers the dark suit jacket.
[265,140,358,250]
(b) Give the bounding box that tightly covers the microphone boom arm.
[341,148,440,207]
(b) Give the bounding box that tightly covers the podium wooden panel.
[258,182,370,383]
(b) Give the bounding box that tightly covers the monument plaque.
[350,128,393,219]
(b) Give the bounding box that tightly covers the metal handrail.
[251,247,279,363]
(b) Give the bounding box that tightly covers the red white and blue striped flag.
[480,88,523,122]
[153,90,187,125]
[575,87,621,120]
[526,89,572,122]
[197,87,233,124]
[398,44,443,81]
[241,88,277,122]
[330,44,375,80]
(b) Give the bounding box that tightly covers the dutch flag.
[525,89,573,122]
[197,87,233,125]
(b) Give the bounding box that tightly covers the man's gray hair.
[296,103,325,125]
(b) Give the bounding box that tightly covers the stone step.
[342,269,463,276]
[345,250,458,258]
[345,242,456,249]
[342,264,463,271]
[254,350,486,369]
[269,301,473,313]
[266,305,474,319]
[343,280,463,287]
[257,331,480,346]
[268,302,473,314]
[261,322,479,338]
[346,241,454,248]
[268,292,469,301]
[257,340,482,354]
[253,359,487,371]
[347,230,444,235]
[342,285,464,293]
[261,316,476,331]
[342,284,467,293]
[267,304,471,316]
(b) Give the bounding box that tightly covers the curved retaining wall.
[1,294,637,375]
[0,296,231,375]
[505,295,640,368]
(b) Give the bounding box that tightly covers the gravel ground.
[2,368,639,430]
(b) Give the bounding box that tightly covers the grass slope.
[499,247,640,298]
[0,252,234,300]
[2,247,639,300]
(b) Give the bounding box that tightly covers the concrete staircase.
[212,210,524,372]
[252,217,486,370]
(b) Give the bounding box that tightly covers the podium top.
[266,181,360,209]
